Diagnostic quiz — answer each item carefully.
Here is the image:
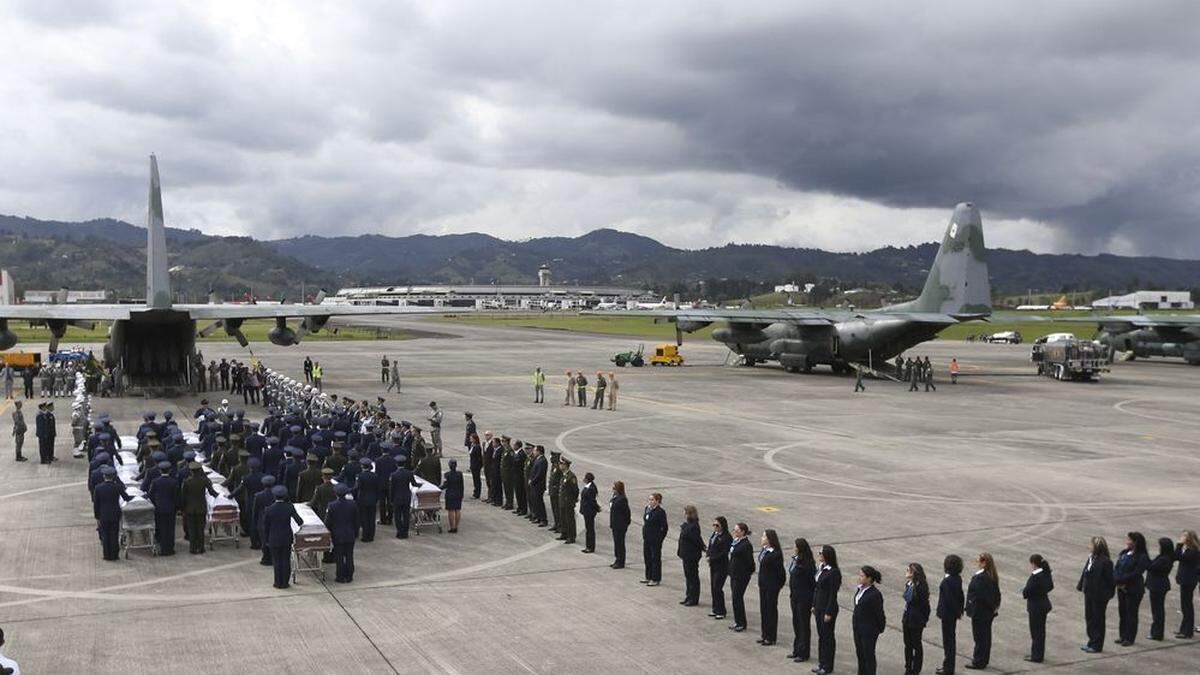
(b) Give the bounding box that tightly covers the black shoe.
[15,456,27,462]
[731,625,745,632]
[964,665,985,670]
[1148,635,1163,641]
[793,656,808,663]
[760,641,775,646]
[639,579,649,584]
[756,639,765,644]
[611,564,624,569]
[1024,656,1042,662]
[580,549,593,553]
[646,581,659,586]
[683,601,698,606]
[680,600,690,605]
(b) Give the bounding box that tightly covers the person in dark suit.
[707,516,733,620]
[325,484,359,583]
[352,458,380,543]
[813,544,842,675]
[1147,537,1175,641]
[528,446,548,526]
[147,462,179,556]
[757,529,786,646]
[92,467,131,561]
[1022,554,1054,663]
[1114,531,1150,646]
[470,432,484,497]
[1077,536,1115,653]
[852,566,886,675]
[579,473,600,553]
[388,457,420,539]
[787,538,816,662]
[936,554,965,675]
[728,522,755,633]
[263,485,303,589]
[609,481,630,568]
[1175,530,1200,638]
[903,562,931,674]
[254,475,278,566]
[965,552,1001,669]
[677,505,706,605]
[640,493,668,586]
[440,459,464,533]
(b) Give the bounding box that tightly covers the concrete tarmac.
[1,318,1198,674]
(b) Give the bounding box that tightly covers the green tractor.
[612,343,645,367]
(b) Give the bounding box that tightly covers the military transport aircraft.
[0,155,444,389]
[1082,315,1200,365]
[585,202,993,374]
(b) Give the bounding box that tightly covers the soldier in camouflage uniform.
[548,451,563,532]
[556,458,579,544]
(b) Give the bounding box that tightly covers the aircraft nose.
[952,202,982,226]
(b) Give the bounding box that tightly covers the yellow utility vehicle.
[0,351,40,368]
[649,344,684,366]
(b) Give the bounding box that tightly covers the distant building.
[774,283,816,294]
[24,289,114,304]
[538,265,551,287]
[1092,290,1193,310]
[330,283,651,310]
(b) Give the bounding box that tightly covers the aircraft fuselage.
[715,317,944,372]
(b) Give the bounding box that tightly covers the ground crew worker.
[312,362,323,392]
[548,452,563,532]
[592,372,607,410]
[950,358,960,384]
[380,356,390,383]
[908,359,920,392]
[10,401,27,462]
[147,461,178,555]
[327,483,359,583]
[855,364,866,392]
[181,462,218,554]
[575,372,588,407]
[93,466,131,561]
[500,439,515,509]
[608,372,619,410]
[427,401,443,452]
[557,458,579,544]
[533,367,545,403]
[924,356,937,391]
[2,364,13,399]
[263,485,303,589]
[564,370,575,406]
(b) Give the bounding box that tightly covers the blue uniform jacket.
[389,467,420,505]
[353,470,382,506]
[147,474,179,514]
[93,481,131,523]
[263,500,303,547]
[325,498,360,545]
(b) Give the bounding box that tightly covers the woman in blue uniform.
[903,562,931,674]
[1021,554,1053,663]
[852,565,885,675]
[1146,537,1175,641]
[1114,532,1149,645]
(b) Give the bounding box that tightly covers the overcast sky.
[0,1,1197,256]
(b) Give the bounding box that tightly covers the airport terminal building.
[330,283,652,310]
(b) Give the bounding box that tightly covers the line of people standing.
[560,370,618,410]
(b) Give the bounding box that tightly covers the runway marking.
[0,480,86,501]
[755,506,779,513]
[1113,397,1200,427]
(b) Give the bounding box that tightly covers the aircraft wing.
[582,308,968,326]
[0,304,133,321]
[182,304,452,320]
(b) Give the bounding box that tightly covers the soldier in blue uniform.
[254,475,278,561]
[389,456,420,539]
[373,451,397,525]
[263,485,303,589]
[92,466,131,561]
[147,461,179,555]
[326,483,360,583]
[353,457,381,543]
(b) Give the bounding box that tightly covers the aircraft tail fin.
[146,154,172,309]
[899,202,992,317]
[0,269,13,305]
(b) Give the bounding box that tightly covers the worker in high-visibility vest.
[949,358,960,384]
[532,367,546,404]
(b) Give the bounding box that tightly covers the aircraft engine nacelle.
[770,338,807,356]
[712,325,768,345]
[268,318,298,346]
[0,319,17,351]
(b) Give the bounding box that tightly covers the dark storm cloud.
[0,2,1197,255]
